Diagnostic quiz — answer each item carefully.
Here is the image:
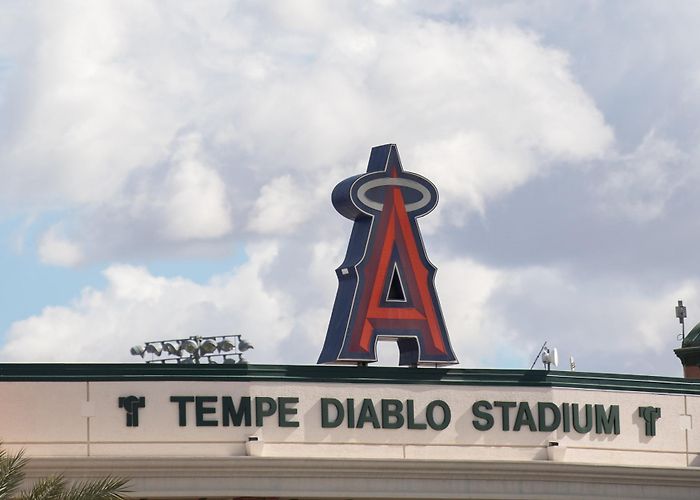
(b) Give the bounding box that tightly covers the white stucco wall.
[2,379,697,468]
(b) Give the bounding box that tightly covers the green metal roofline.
[0,363,698,395]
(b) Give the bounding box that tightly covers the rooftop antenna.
[569,355,576,372]
[676,300,687,342]
[530,341,548,370]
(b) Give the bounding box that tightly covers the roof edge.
[0,363,697,395]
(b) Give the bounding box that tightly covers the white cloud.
[1,242,292,362]
[434,256,506,366]
[5,1,691,378]
[156,134,233,240]
[482,264,692,375]
[5,241,691,377]
[0,2,612,262]
[597,131,691,221]
[403,25,613,220]
[37,225,84,267]
[248,175,313,234]
[0,2,174,206]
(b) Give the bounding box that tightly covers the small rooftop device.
[676,300,687,341]
[530,341,559,371]
[541,347,559,371]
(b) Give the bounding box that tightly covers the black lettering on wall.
[170,396,195,427]
[472,400,494,431]
[222,396,252,427]
[118,396,146,427]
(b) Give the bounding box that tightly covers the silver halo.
[356,178,432,213]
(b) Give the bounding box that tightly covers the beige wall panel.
[0,443,87,458]
[0,382,87,443]
[549,388,685,452]
[1,378,692,468]
[683,394,700,453]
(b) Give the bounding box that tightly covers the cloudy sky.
[0,0,698,376]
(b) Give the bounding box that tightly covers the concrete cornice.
[23,457,700,499]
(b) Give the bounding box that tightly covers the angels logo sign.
[318,144,458,366]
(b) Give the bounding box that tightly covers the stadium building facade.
[4,144,700,499]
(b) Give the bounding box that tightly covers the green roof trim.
[0,363,698,395]
[683,322,700,348]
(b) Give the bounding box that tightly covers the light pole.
[676,300,687,341]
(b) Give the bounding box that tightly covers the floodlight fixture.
[129,334,253,365]
[130,345,146,357]
[200,339,218,354]
[179,339,198,353]
[162,342,180,356]
[217,340,234,352]
[238,339,254,352]
[145,343,162,356]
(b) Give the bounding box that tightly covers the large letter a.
[318,144,458,366]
